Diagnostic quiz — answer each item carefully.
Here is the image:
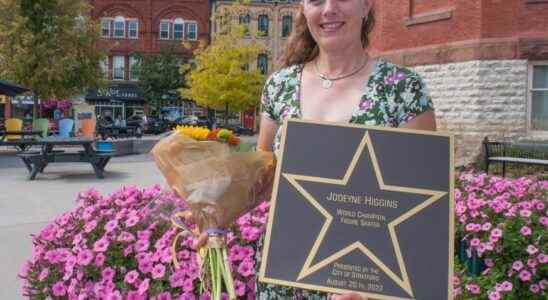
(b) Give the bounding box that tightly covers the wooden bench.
[483,137,548,177]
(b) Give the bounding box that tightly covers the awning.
[0,80,29,96]
[86,83,145,102]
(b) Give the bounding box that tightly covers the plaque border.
[259,118,455,300]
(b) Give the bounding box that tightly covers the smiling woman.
[251,0,436,299]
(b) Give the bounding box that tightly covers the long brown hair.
[281,4,375,68]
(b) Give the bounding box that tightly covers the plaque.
[259,119,455,300]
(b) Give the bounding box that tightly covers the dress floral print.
[255,59,434,299]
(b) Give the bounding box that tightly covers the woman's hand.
[331,293,368,300]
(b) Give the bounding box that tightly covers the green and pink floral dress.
[256,59,434,300]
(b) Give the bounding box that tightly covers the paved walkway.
[0,134,257,299]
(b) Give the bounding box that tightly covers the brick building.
[86,0,211,121]
[368,0,548,165]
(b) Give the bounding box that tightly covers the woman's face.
[302,0,370,52]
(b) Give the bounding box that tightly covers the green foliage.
[181,0,266,125]
[0,0,106,116]
[134,46,189,116]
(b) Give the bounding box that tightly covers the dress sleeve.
[260,74,280,122]
[395,72,434,126]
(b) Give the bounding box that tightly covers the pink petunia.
[95,253,106,266]
[530,284,540,293]
[519,209,532,218]
[538,253,548,264]
[84,220,98,233]
[38,268,49,281]
[540,216,548,226]
[526,245,538,255]
[237,259,255,277]
[125,215,139,228]
[520,226,532,236]
[135,240,150,252]
[125,270,139,284]
[465,284,481,295]
[182,278,195,293]
[519,270,532,282]
[52,281,67,297]
[488,291,500,300]
[77,249,94,266]
[138,278,150,295]
[501,281,512,292]
[235,280,246,296]
[106,291,122,300]
[102,267,115,280]
[157,292,173,300]
[93,237,110,252]
[152,264,166,279]
[104,220,119,233]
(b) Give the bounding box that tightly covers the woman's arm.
[400,109,437,131]
[256,116,279,151]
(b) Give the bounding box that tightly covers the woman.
[195,0,436,298]
[256,0,435,299]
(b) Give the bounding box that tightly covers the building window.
[186,22,198,41]
[129,56,140,81]
[113,56,125,80]
[258,15,269,36]
[257,54,268,75]
[173,18,184,40]
[282,15,292,37]
[101,18,111,37]
[128,20,138,39]
[239,14,250,36]
[101,57,109,79]
[530,64,548,131]
[160,20,170,39]
[113,17,125,38]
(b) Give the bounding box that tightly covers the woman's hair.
[281,4,375,68]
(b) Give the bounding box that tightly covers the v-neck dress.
[255,59,434,299]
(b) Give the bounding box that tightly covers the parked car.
[126,115,147,132]
[175,115,212,129]
[145,116,169,134]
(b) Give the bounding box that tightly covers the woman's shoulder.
[373,59,424,83]
[266,64,302,84]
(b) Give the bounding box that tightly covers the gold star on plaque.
[282,132,447,297]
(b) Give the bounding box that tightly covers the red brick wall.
[91,0,211,57]
[369,0,548,64]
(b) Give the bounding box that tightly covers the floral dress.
[255,59,434,300]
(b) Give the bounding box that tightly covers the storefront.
[85,83,146,122]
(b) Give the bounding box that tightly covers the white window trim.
[129,57,139,81]
[112,56,125,81]
[113,17,126,39]
[527,60,548,136]
[185,21,198,41]
[101,18,111,38]
[128,19,139,39]
[159,20,171,40]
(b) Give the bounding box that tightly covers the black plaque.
[259,119,455,300]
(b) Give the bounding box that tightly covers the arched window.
[173,18,184,40]
[113,16,125,38]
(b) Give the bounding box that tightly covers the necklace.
[314,57,369,89]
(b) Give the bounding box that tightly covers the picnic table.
[16,137,114,180]
[0,130,44,151]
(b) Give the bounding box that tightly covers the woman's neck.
[315,43,368,77]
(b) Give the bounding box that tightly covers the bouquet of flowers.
[151,126,274,300]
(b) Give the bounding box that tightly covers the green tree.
[135,46,188,117]
[180,1,266,126]
[0,0,106,117]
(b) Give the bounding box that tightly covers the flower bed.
[19,185,268,299]
[19,172,546,299]
[454,172,547,300]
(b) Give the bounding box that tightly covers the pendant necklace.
[314,57,369,89]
